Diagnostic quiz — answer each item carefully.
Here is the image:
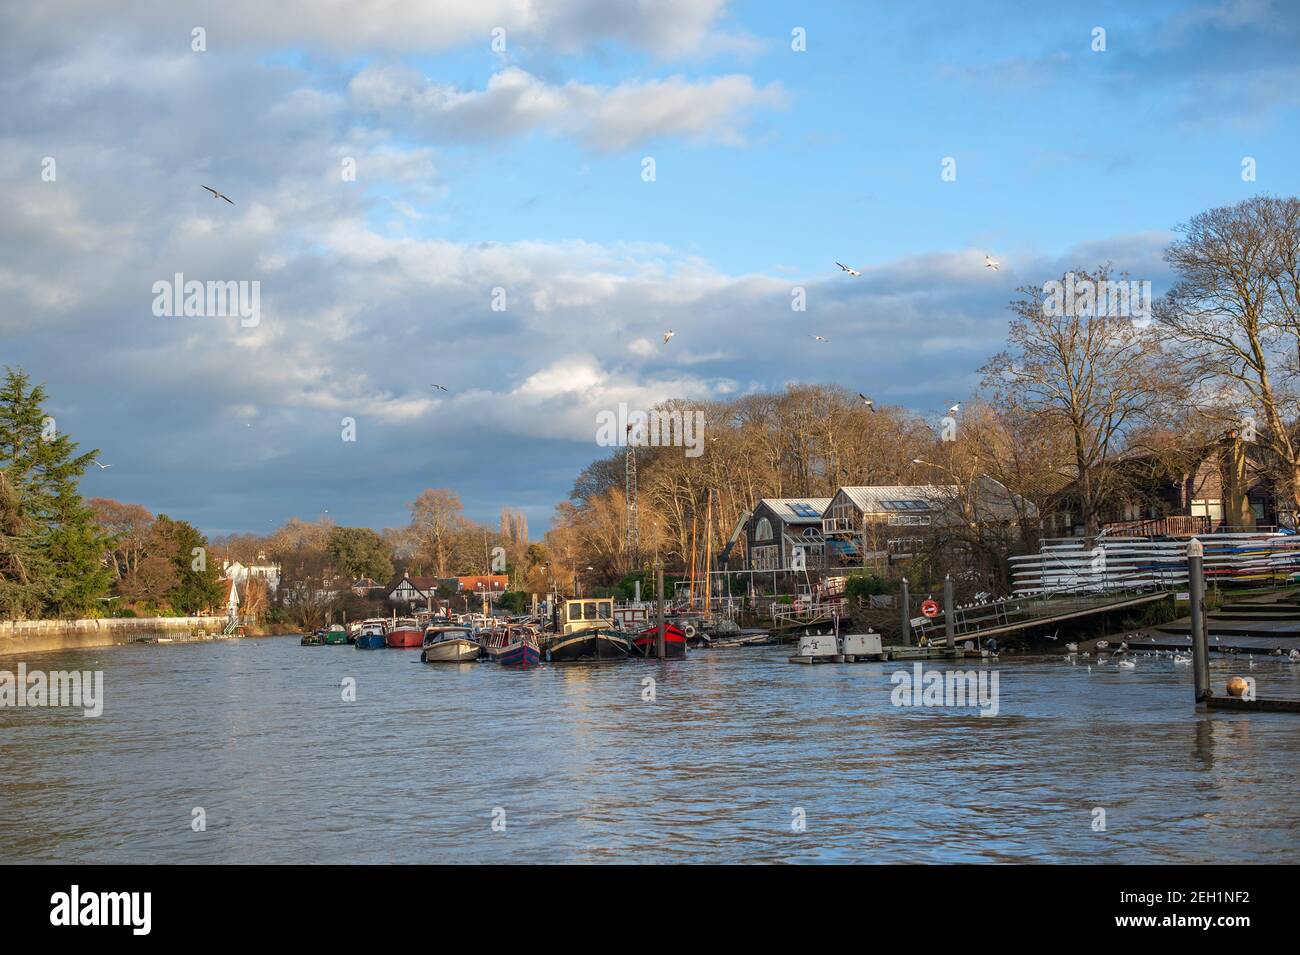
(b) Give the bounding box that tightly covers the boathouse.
[746,498,832,571]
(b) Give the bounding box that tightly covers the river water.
[2,636,1297,863]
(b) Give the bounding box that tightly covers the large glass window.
[754,517,773,541]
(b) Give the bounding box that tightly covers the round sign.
[920,599,940,619]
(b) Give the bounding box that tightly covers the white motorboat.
[421,625,482,662]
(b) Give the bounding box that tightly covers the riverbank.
[0,616,267,657]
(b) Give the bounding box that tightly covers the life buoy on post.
[682,623,697,640]
[920,599,940,619]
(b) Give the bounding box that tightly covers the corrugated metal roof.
[760,498,833,523]
[837,485,958,513]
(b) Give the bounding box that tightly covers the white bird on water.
[984,255,999,271]
[662,330,674,345]
[1065,642,1078,653]
[1117,659,1136,669]
[836,261,860,276]
[1173,654,1191,665]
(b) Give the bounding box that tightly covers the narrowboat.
[322,623,349,645]
[480,625,541,667]
[385,618,424,648]
[300,630,324,646]
[542,599,629,662]
[629,622,688,658]
[421,625,481,662]
[354,619,387,650]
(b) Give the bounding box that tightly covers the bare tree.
[983,266,1177,535]
[1156,196,1300,523]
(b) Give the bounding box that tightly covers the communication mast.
[625,424,639,561]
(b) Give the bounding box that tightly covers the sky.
[2,0,1298,537]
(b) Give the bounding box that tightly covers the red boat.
[385,618,424,648]
[630,623,687,658]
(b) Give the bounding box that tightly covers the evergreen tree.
[0,368,111,618]
[151,514,222,613]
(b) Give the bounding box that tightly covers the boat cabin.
[563,599,614,635]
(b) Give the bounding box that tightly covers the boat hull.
[545,630,630,662]
[630,624,687,658]
[490,641,541,667]
[354,633,386,649]
[322,630,349,645]
[385,628,424,648]
[422,639,482,662]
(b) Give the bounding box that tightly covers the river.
[2,636,1297,863]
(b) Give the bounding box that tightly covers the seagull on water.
[201,185,235,205]
[836,262,860,276]
[984,255,999,271]
[857,394,876,412]
[1117,659,1136,669]
[662,330,674,345]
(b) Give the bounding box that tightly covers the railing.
[1100,515,1211,538]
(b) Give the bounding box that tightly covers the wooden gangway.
[910,590,1173,644]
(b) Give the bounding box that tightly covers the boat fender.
[682,624,696,640]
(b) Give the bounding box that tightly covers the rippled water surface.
[2,636,1298,863]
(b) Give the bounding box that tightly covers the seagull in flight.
[201,185,235,205]
[94,460,111,469]
[430,384,448,392]
[857,394,876,412]
[662,330,675,344]
[812,335,830,343]
[984,255,999,271]
[948,403,961,415]
[835,262,860,277]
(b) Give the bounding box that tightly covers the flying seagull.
[94,460,111,469]
[948,403,960,415]
[812,335,830,343]
[430,384,448,392]
[835,262,860,277]
[984,255,999,271]
[857,393,876,412]
[201,185,235,205]
[662,330,675,345]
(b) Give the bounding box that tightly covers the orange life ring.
[920,599,940,619]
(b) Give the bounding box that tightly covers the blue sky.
[2,0,1297,536]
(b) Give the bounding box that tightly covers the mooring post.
[1188,538,1210,703]
[656,562,666,659]
[900,577,912,647]
[943,574,955,649]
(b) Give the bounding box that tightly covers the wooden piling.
[1188,538,1210,704]
[900,577,912,648]
[943,575,955,649]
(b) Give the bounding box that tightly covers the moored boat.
[322,623,349,645]
[421,625,481,662]
[542,599,629,662]
[629,623,688,658]
[479,625,541,667]
[354,619,387,649]
[300,630,324,646]
[385,618,423,648]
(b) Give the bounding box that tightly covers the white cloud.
[349,65,786,151]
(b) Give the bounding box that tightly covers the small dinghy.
[629,623,687,658]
